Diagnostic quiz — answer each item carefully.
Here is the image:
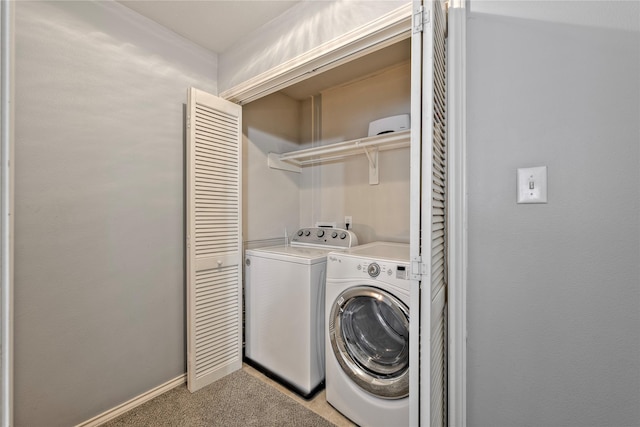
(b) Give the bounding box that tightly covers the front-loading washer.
[325,241,410,427]
[244,227,357,398]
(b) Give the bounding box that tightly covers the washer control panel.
[290,227,358,249]
[355,261,409,281]
[326,242,411,287]
[367,262,381,277]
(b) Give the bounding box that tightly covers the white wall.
[218,0,409,93]
[466,4,640,426]
[14,2,217,425]
[300,62,411,243]
[243,92,302,242]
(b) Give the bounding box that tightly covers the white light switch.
[517,166,547,204]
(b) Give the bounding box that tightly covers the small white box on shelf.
[367,114,410,137]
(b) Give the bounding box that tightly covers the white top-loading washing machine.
[325,241,410,427]
[244,227,357,398]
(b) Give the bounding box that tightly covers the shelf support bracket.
[362,146,379,185]
[268,153,301,173]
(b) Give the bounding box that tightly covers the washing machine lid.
[245,245,331,265]
[338,241,409,263]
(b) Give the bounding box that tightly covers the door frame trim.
[447,3,468,426]
[408,2,423,425]
[1,2,15,426]
[219,3,412,105]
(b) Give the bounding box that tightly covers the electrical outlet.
[344,216,352,228]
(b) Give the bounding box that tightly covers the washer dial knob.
[331,231,338,238]
[367,263,381,278]
[317,230,325,238]
[297,230,304,236]
[304,230,311,236]
[339,232,347,239]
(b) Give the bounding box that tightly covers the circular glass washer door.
[329,285,409,399]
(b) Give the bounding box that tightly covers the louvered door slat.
[417,0,448,425]
[195,149,238,163]
[196,104,238,123]
[430,286,447,427]
[196,154,238,166]
[195,314,238,338]
[194,142,238,157]
[194,169,237,180]
[195,111,238,128]
[195,143,237,159]
[193,195,238,203]
[195,286,237,305]
[187,88,242,393]
[195,162,238,174]
[195,118,238,133]
[429,1,448,426]
[195,137,237,150]
[193,288,238,305]
[195,226,238,232]
[195,232,239,240]
[195,303,239,326]
[195,218,238,224]
[195,225,238,231]
[195,129,238,144]
[195,308,239,331]
[195,207,240,213]
[195,327,238,354]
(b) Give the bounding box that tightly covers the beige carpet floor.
[102,369,336,427]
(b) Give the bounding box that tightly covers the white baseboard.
[75,374,186,427]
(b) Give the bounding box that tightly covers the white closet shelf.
[267,130,410,184]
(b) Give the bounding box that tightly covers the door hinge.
[413,6,430,34]
[410,256,428,280]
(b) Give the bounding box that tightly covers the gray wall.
[243,92,302,242]
[466,6,640,427]
[14,2,217,425]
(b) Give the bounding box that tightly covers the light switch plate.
[517,166,547,204]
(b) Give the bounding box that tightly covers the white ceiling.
[117,0,301,53]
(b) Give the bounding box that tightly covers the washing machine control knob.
[317,230,325,238]
[304,230,311,236]
[331,231,338,238]
[367,263,381,278]
[297,230,304,236]
[339,232,347,239]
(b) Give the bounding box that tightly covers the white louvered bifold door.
[186,88,242,393]
[410,0,448,425]
[423,1,448,426]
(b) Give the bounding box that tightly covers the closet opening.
[241,37,412,247]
